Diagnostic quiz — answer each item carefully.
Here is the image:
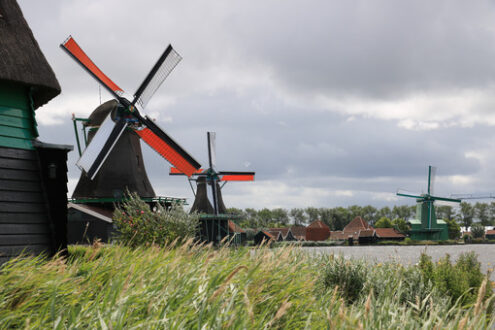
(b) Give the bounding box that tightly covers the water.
[303,244,495,280]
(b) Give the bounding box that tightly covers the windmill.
[397,165,461,240]
[60,36,201,242]
[170,132,255,243]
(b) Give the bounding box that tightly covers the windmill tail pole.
[427,165,432,195]
[72,113,82,157]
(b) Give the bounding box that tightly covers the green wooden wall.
[0,81,38,150]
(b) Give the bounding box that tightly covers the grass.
[0,242,493,329]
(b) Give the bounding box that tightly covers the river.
[303,244,495,280]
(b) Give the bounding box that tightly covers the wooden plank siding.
[0,82,37,150]
[0,146,52,263]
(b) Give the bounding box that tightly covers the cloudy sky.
[16,0,495,210]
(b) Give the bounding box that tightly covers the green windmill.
[397,166,461,241]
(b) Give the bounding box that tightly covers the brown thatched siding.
[0,0,60,109]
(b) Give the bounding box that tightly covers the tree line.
[227,201,495,231]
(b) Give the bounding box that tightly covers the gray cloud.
[19,0,495,209]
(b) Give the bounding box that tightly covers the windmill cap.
[85,100,119,127]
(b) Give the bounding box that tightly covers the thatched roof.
[0,1,60,109]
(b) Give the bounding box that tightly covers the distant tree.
[244,228,256,241]
[474,202,491,226]
[392,218,409,233]
[244,208,259,227]
[471,223,485,239]
[392,205,412,220]
[290,208,307,226]
[375,217,393,228]
[347,205,363,222]
[258,208,273,227]
[377,206,392,220]
[443,217,461,240]
[436,205,454,222]
[331,207,350,230]
[361,205,378,224]
[272,208,289,226]
[319,208,334,229]
[226,207,244,216]
[458,202,474,231]
[305,207,320,223]
[489,202,495,224]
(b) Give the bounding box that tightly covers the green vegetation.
[112,192,199,247]
[229,202,495,232]
[471,223,486,239]
[0,244,493,328]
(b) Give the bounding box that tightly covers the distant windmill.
[170,132,255,243]
[397,165,460,240]
[60,36,201,243]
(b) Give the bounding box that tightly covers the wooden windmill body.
[0,1,72,263]
[170,132,255,244]
[62,36,201,243]
[397,166,460,241]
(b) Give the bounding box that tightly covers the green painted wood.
[0,116,33,129]
[0,136,32,150]
[0,107,29,118]
[0,82,37,150]
[0,125,33,139]
[0,82,29,109]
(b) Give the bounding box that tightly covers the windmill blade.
[76,113,127,180]
[60,36,124,99]
[396,189,423,199]
[134,116,201,177]
[429,166,437,195]
[169,167,203,176]
[219,171,255,181]
[430,195,462,203]
[396,192,424,199]
[207,132,216,169]
[132,45,182,108]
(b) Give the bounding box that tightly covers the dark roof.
[374,228,406,238]
[256,230,274,239]
[0,0,61,109]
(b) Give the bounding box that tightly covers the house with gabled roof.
[330,216,405,244]
[374,228,406,241]
[254,230,275,245]
[290,225,306,241]
[306,220,330,241]
[267,227,297,241]
[228,220,247,244]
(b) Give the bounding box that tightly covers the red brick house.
[306,220,331,241]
